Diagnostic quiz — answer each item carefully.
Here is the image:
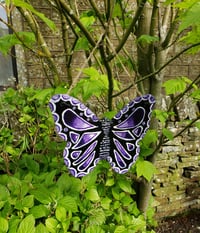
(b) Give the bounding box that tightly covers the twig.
[67,33,104,94]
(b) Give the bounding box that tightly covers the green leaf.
[195,121,200,129]
[7,216,21,233]
[162,128,174,140]
[45,218,59,233]
[120,195,134,206]
[131,215,146,231]
[85,188,100,202]
[13,0,56,31]
[0,32,35,55]
[178,2,200,32]
[101,197,112,209]
[30,205,50,219]
[75,37,89,50]
[105,178,115,186]
[55,206,66,222]
[162,77,188,95]
[29,88,53,102]
[113,3,122,18]
[44,170,57,186]
[15,195,34,211]
[141,130,158,148]
[118,177,135,194]
[80,15,95,28]
[0,185,10,201]
[112,187,120,200]
[114,226,126,233]
[136,159,156,181]
[35,223,49,233]
[0,217,8,233]
[30,186,52,204]
[88,208,105,225]
[137,35,159,46]
[57,196,78,212]
[24,155,40,174]
[17,215,35,233]
[103,110,117,119]
[154,109,168,124]
[85,225,105,233]
[190,89,200,100]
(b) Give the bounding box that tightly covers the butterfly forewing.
[110,94,155,174]
[49,94,103,177]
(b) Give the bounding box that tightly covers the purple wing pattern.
[49,94,103,177]
[110,94,155,174]
[49,94,155,177]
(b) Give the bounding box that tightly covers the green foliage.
[71,67,120,101]
[136,158,157,182]
[137,35,159,46]
[177,0,200,53]
[0,32,36,55]
[0,87,157,232]
[12,0,56,31]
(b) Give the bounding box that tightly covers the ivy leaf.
[136,159,156,181]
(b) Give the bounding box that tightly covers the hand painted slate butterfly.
[49,94,155,177]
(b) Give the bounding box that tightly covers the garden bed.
[156,209,200,232]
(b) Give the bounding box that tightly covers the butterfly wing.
[49,94,103,177]
[109,94,155,174]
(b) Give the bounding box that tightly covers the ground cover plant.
[0,87,157,232]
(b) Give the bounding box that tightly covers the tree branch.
[107,0,147,61]
[59,0,96,47]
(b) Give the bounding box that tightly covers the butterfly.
[49,94,155,177]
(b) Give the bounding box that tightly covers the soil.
[155,209,200,233]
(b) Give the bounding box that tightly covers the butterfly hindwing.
[109,94,155,174]
[49,94,103,177]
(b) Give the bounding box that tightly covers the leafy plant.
[0,87,157,232]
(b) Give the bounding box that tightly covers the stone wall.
[153,123,200,218]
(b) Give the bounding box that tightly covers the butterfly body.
[49,94,155,177]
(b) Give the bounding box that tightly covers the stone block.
[152,185,178,198]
